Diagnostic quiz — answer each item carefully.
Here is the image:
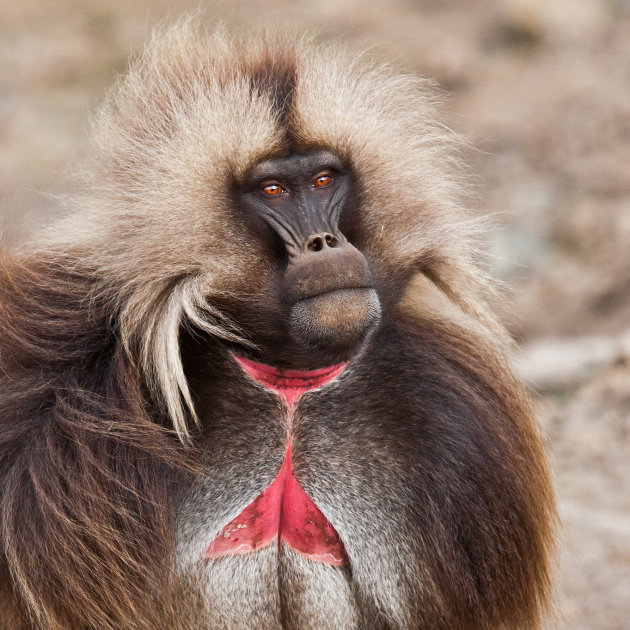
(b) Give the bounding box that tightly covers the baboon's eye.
[313,174,333,188]
[261,183,285,197]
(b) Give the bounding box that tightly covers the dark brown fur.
[0,254,191,629]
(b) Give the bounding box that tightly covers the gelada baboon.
[0,17,555,630]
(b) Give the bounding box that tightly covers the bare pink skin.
[205,356,349,566]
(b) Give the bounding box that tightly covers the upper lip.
[282,241,375,304]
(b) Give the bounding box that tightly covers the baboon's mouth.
[287,275,375,304]
[291,282,375,304]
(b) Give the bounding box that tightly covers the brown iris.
[313,174,333,188]
[261,183,284,196]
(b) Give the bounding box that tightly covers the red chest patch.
[205,356,349,566]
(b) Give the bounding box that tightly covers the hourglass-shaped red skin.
[205,357,349,566]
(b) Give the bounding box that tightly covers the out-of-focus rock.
[515,331,630,391]
[497,0,610,43]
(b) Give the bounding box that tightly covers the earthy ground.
[1,1,629,627]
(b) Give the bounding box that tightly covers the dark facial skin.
[231,150,381,368]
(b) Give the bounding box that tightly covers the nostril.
[307,233,338,252]
[308,236,324,252]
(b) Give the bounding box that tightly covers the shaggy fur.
[0,17,555,630]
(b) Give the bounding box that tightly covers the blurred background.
[1,0,628,627]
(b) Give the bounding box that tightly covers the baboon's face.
[220,149,381,368]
